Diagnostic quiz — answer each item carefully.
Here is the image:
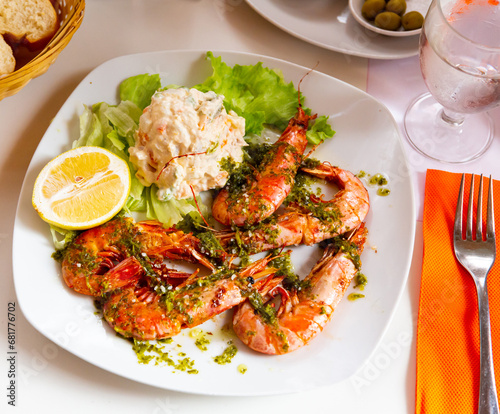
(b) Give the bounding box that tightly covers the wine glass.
[404,0,500,164]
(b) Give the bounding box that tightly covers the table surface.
[1,1,499,412]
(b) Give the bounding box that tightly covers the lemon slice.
[32,146,131,230]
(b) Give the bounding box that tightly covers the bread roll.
[0,34,15,76]
[0,0,58,42]
[0,0,58,75]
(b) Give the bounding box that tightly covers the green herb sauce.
[195,336,210,351]
[354,272,368,290]
[329,236,362,270]
[283,168,343,234]
[369,173,388,186]
[197,231,226,260]
[269,250,309,292]
[132,339,198,374]
[348,293,365,301]
[246,290,278,325]
[214,342,238,365]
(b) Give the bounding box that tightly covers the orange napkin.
[417,169,500,413]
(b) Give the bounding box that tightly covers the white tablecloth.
[1,1,499,412]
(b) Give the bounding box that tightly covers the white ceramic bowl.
[349,0,431,37]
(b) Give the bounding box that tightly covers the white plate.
[349,0,430,37]
[246,0,420,59]
[13,50,415,396]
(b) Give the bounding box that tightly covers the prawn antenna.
[189,185,214,231]
[297,61,320,108]
[303,142,320,160]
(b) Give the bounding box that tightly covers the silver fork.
[454,173,498,414]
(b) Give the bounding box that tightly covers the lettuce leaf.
[306,115,336,146]
[119,74,161,110]
[73,105,104,148]
[103,101,141,146]
[49,225,77,251]
[145,186,199,228]
[195,51,334,144]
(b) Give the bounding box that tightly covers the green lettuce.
[195,51,334,144]
[306,114,336,146]
[49,225,77,252]
[73,105,104,148]
[145,187,197,228]
[120,73,161,110]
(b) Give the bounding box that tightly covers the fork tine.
[477,174,483,241]
[467,174,475,240]
[487,175,495,241]
[455,174,465,240]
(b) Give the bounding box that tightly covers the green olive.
[385,0,407,16]
[374,11,402,30]
[402,11,424,30]
[361,0,386,20]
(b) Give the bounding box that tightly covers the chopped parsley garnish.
[348,293,365,301]
[354,272,368,290]
[131,339,198,374]
[213,342,238,365]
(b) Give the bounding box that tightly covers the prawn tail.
[102,256,145,292]
[349,222,368,251]
[300,161,337,180]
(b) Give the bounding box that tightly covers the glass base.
[403,93,494,164]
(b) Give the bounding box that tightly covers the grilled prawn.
[211,106,316,227]
[102,255,278,340]
[61,217,213,296]
[217,162,370,254]
[232,224,367,354]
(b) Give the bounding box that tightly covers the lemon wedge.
[32,146,131,230]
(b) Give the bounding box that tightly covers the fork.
[454,173,499,414]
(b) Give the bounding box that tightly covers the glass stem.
[440,108,466,127]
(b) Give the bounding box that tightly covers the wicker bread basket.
[0,0,85,101]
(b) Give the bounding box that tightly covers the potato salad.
[129,88,246,200]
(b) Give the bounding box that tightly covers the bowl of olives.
[349,0,429,37]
